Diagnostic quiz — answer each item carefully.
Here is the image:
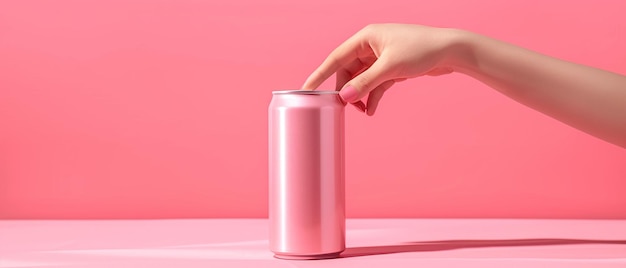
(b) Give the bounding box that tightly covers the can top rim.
[272,90,339,95]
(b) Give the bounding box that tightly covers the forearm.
[449,30,626,148]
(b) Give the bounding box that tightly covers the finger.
[426,67,454,76]
[335,57,376,91]
[366,80,395,116]
[337,68,364,113]
[352,100,367,113]
[336,61,371,113]
[339,57,391,103]
[337,68,367,113]
[336,68,352,92]
[302,33,371,90]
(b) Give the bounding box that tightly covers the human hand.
[302,24,462,115]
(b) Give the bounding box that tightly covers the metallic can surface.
[268,90,345,260]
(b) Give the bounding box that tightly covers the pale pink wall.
[1,0,625,219]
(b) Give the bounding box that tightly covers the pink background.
[1,0,625,219]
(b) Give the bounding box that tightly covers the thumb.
[339,59,391,103]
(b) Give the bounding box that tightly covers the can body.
[268,90,345,260]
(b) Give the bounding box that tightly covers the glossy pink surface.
[1,1,626,219]
[269,91,345,258]
[2,219,626,267]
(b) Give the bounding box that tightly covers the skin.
[302,24,626,148]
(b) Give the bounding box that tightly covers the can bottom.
[273,251,342,260]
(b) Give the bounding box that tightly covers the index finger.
[301,31,369,90]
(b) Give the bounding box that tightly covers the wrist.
[440,28,478,74]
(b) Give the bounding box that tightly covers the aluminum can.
[268,90,345,260]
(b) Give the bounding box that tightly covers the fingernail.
[339,86,359,103]
[352,101,366,113]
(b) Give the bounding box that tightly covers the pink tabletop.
[1,219,626,267]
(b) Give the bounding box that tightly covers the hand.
[302,24,461,115]
[302,23,626,147]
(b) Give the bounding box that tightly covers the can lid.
[272,90,339,95]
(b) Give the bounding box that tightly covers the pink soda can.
[268,89,346,260]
